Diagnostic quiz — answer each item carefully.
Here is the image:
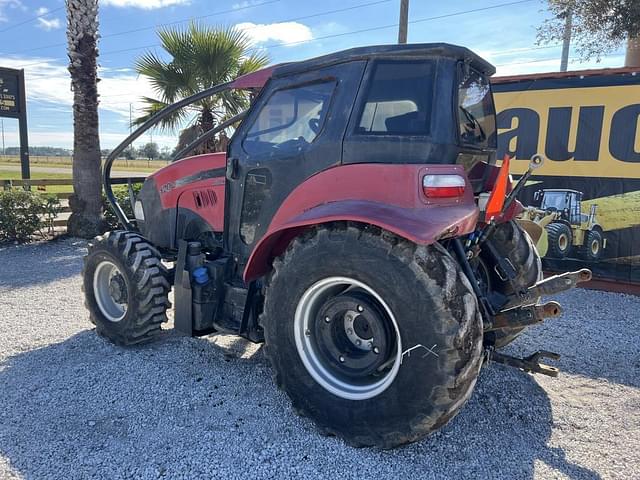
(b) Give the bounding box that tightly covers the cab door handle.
[226,157,238,180]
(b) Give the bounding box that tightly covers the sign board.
[0,67,29,179]
[493,69,640,285]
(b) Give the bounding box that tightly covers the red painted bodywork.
[150,153,227,232]
[231,65,278,89]
[147,155,518,284]
[243,164,479,282]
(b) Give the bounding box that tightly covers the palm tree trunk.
[625,36,640,67]
[66,0,103,237]
[200,107,216,154]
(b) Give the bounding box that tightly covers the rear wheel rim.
[93,260,128,322]
[294,276,401,401]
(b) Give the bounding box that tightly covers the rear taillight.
[422,174,466,199]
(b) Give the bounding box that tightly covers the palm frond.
[133,97,190,132]
[134,22,270,131]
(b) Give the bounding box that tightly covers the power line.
[5,0,394,70]
[0,6,65,34]
[1,0,281,55]
[4,0,391,57]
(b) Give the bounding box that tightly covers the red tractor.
[84,44,591,448]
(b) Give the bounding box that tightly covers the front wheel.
[82,231,171,346]
[261,224,483,448]
[546,222,573,259]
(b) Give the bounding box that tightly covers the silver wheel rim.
[559,233,568,250]
[93,260,128,322]
[294,276,402,401]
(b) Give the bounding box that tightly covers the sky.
[0,0,628,150]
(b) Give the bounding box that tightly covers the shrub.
[0,190,62,242]
[102,183,142,229]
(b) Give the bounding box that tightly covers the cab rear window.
[458,68,496,148]
[356,61,435,135]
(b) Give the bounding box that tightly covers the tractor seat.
[384,111,425,134]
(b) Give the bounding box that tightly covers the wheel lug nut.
[373,347,380,354]
[357,305,364,312]
[339,356,345,363]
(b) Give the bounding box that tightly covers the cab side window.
[242,81,336,155]
[356,61,435,135]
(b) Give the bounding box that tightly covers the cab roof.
[231,43,495,90]
[273,43,495,78]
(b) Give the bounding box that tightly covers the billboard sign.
[493,69,640,285]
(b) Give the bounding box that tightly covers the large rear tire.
[481,220,542,348]
[579,229,603,262]
[261,224,483,448]
[82,231,171,346]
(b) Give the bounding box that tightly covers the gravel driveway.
[1,239,638,479]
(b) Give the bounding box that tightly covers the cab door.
[225,61,366,267]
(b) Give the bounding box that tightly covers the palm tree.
[66,0,103,237]
[135,23,269,153]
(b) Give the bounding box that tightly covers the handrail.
[103,80,236,229]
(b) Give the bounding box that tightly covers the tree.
[66,0,103,237]
[538,1,640,66]
[141,142,159,160]
[134,22,268,154]
[123,146,137,160]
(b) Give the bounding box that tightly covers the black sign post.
[0,67,29,179]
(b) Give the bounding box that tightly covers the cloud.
[36,17,61,31]
[101,0,189,8]
[0,56,157,119]
[232,0,265,9]
[0,0,23,22]
[236,21,313,46]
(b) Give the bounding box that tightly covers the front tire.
[261,224,483,448]
[82,231,171,346]
[546,222,573,259]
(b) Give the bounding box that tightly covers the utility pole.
[398,0,409,44]
[560,10,572,72]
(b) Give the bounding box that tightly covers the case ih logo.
[160,182,175,194]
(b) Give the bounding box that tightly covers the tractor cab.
[537,189,585,225]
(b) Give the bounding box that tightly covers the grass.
[0,155,165,172]
[0,170,73,193]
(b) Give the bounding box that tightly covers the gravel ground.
[0,238,638,479]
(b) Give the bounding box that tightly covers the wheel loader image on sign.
[518,189,606,261]
[84,44,591,448]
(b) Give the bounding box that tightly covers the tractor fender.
[243,199,479,282]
